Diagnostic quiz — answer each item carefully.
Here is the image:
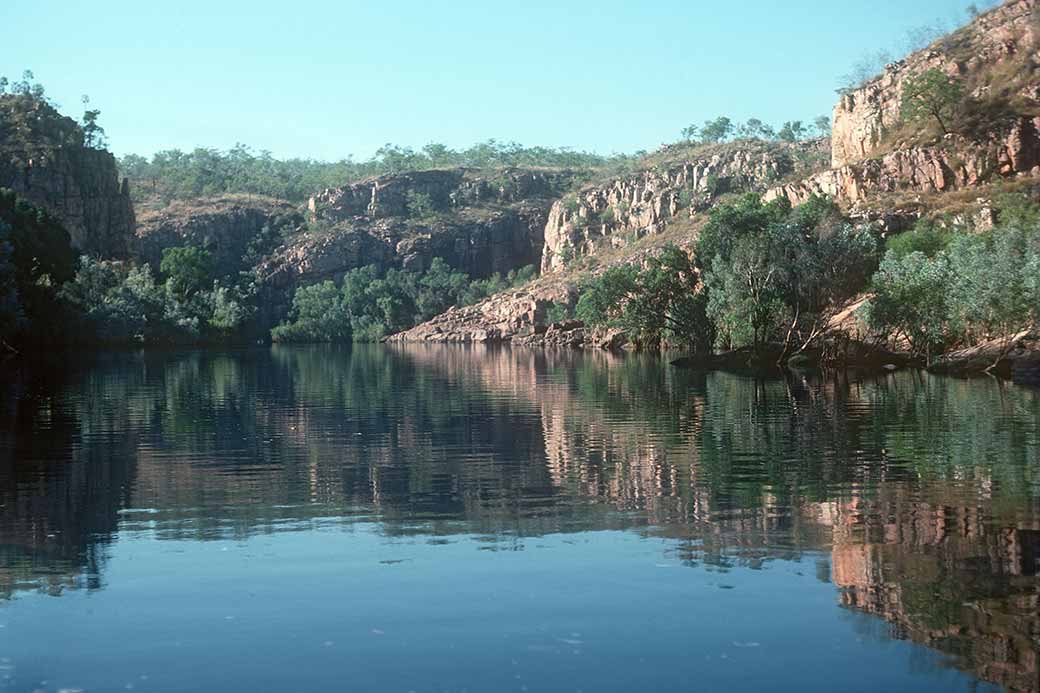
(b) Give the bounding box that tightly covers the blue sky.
[2,0,990,159]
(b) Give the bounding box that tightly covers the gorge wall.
[830,0,1039,168]
[539,142,823,273]
[134,195,300,276]
[258,168,574,291]
[0,94,134,257]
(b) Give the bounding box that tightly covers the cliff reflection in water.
[1,344,1038,690]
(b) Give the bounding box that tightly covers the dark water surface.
[1,345,1038,692]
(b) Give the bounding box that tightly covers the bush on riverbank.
[272,259,536,343]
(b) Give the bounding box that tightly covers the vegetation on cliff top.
[118,142,636,205]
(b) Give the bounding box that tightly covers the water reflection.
[1,345,1038,691]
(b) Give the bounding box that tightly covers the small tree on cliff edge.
[81,95,108,149]
[900,68,963,135]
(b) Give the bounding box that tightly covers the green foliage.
[735,118,775,141]
[119,141,631,204]
[996,192,1040,228]
[866,217,1040,363]
[0,188,77,344]
[885,222,950,258]
[687,116,822,145]
[405,190,436,219]
[866,251,954,359]
[270,281,351,343]
[0,221,23,344]
[900,68,964,134]
[699,117,734,144]
[546,301,573,323]
[80,95,107,149]
[598,207,615,225]
[576,246,713,351]
[160,246,215,299]
[272,259,538,343]
[777,121,806,143]
[813,115,832,138]
[0,70,48,100]
[59,256,255,345]
[699,195,878,352]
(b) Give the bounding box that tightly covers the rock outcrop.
[540,141,823,273]
[767,116,1040,207]
[387,286,569,344]
[831,0,1039,167]
[134,195,299,276]
[259,168,574,292]
[309,168,573,221]
[0,94,134,257]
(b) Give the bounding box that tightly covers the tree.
[161,246,215,300]
[778,121,806,142]
[866,251,952,363]
[900,68,964,135]
[576,246,713,351]
[405,190,436,218]
[271,281,351,342]
[699,117,734,144]
[680,124,700,142]
[735,119,777,141]
[945,228,1038,369]
[812,115,831,138]
[80,95,107,149]
[699,195,877,357]
[0,221,23,349]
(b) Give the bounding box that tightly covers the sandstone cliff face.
[540,142,820,273]
[768,115,1040,207]
[259,168,573,293]
[0,94,134,257]
[134,195,299,276]
[831,0,1039,168]
[309,167,573,221]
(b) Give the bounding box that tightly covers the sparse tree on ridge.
[81,95,108,149]
[900,68,964,135]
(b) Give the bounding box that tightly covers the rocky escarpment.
[540,141,825,273]
[258,168,574,291]
[309,167,572,220]
[767,115,1040,208]
[134,195,300,276]
[0,94,134,257]
[831,0,1039,167]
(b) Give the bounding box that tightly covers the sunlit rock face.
[766,116,1040,206]
[539,142,817,274]
[830,0,1039,168]
[0,94,135,257]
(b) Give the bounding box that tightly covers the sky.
[1,0,992,160]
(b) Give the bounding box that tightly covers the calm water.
[0,345,1038,692]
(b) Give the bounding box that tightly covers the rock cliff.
[767,115,1040,208]
[0,94,134,257]
[134,195,300,276]
[258,168,574,291]
[540,141,824,273]
[831,0,1039,167]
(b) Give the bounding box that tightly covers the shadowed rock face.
[0,94,134,258]
[134,195,300,276]
[830,0,1039,168]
